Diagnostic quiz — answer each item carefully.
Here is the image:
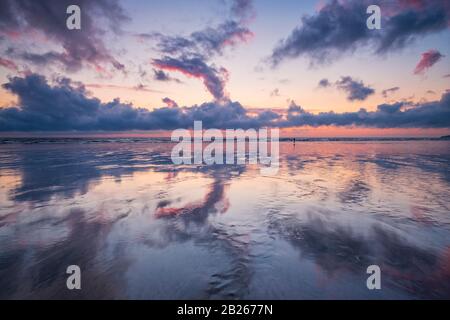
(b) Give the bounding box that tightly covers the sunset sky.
[0,0,449,137]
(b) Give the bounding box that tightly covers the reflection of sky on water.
[0,141,449,299]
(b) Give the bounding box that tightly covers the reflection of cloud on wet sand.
[0,209,130,299]
[0,140,450,299]
[5,145,173,202]
[269,212,450,299]
[146,168,254,299]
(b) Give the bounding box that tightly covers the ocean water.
[0,139,449,299]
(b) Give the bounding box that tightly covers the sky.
[0,0,449,137]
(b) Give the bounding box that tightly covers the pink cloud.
[0,57,18,71]
[414,50,444,75]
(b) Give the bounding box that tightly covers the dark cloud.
[153,69,181,83]
[287,101,306,114]
[1,74,449,132]
[151,21,253,58]
[153,56,229,101]
[147,0,254,58]
[162,97,178,108]
[143,0,254,100]
[335,76,375,101]
[414,49,445,75]
[230,0,255,22]
[19,51,62,66]
[146,33,196,55]
[191,21,253,56]
[0,73,257,131]
[153,69,171,81]
[270,0,450,66]
[0,0,129,72]
[382,86,400,98]
[146,21,251,99]
[377,0,449,53]
[283,96,450,128]
[0,74,147,131]
[270,0,369,65]
[318,78,331,88]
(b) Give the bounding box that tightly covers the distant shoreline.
[1,136,450,144]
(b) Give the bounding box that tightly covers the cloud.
[18,51,67,67]
[381,86,400,98]
[151,21,253,59]
[142,0,254,101]
[1,74,449,132]
[146,0,254,58]
[191,21,253,56]
[153,69,181,83]
[0,0,129,72]
[0,57,18,71]
[318,78,331,88]
[85,83,160,93]
[321,77,375,101]
[230,0,255,22]
[153,69,172,81]
[377,0,450,52]
[0,73,258,131]
[148,25,251,98]
[282,97,450,128]
[335,76,375,101]
[414,49,445,75]
[270,88,281,97]
[271,0,369,65]
[153,56,229,101]
[270,0,450,66]
[162,97,178,108]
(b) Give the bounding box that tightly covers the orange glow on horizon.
[0,127,447,138]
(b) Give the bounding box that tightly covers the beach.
[0,139,449,299]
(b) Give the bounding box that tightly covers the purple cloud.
[0,57,18,71]
[0,0,129,72]
[270,0,450,66]
[318,76,375,101]
[153,56,229,101]
[231,0,255,22]
[162,97,179,108]
[318,78,331,88]
[150,21,253,59]
[143,0,254,101]
[0,74,449,132]
[335,76,375,101]
[153,69,181,83]
[381,86,400,98]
